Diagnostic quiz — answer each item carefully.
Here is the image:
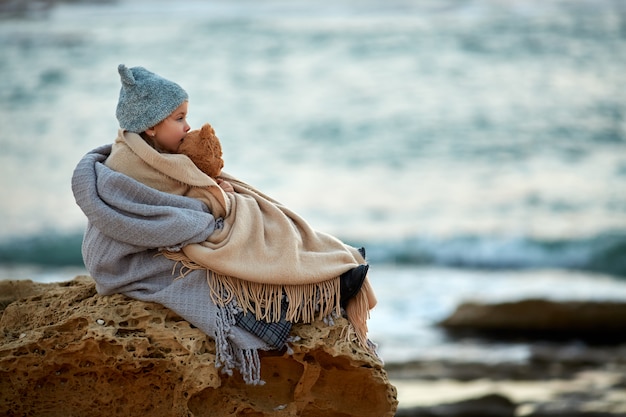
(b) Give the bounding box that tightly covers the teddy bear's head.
[179,122,224,178]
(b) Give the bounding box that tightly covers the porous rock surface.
[0,276,397,417]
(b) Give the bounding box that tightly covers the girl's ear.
[145,127,156,137]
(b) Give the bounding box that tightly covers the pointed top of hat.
[118,64,136,86]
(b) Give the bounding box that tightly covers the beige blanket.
[105,130,376,345]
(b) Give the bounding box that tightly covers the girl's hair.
[139,132,156,148]
[139,132,171,153]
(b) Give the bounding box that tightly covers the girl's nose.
[184,122,191,132]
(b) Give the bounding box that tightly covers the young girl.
[72,64,376,383]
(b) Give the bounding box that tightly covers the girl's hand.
[217,178,235,193]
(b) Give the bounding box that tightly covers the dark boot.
[340,264,369,308]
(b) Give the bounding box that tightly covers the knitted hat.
[115,64,189,133]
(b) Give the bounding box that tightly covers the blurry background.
[0,0,625,364]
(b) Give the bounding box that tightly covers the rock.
[388,362,626,417]
[0,279,50,313]
[530,343,626,366]
[0,276,397,417]
[395,393,516,417]
[439,299,626,343]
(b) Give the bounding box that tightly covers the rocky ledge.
[390,298,626,417]
[439,298,626,343]
[0,276,398,417]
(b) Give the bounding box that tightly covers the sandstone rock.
[0,279,51,313]
[0,276,397,417]
[439,299,626,343]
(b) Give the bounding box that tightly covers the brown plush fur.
[178,123,225,178]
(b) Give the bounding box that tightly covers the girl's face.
[145,101,191,153]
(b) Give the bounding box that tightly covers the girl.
[71,64,376,384]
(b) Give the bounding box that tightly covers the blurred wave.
[0,0,625,281]
[364,232,626,277]
[1,230,624,277]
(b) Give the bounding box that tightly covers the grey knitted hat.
[115,64,189,133]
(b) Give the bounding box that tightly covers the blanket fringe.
[214,301,264,385]
[161,250,372,351]
[206,270,342,325]
[158,251,197,280]
[344,280,372,349]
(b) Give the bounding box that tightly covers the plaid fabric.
[235,311,292,349]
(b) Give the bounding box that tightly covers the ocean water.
[1,0,625,364]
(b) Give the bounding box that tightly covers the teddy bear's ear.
[200,123,214,137]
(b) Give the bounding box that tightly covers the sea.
[1,0,625,365]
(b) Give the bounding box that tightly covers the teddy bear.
[178,122,224,178]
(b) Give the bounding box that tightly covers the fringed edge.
[161,251,342,324]
[206,270,342,324]
[213,301,264,385]
[159,250,203,280]
[234,348,264,386]
[213,300,237,376]
[209,264,376,356]
[344,281,371,350]
[162,250,376,358]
